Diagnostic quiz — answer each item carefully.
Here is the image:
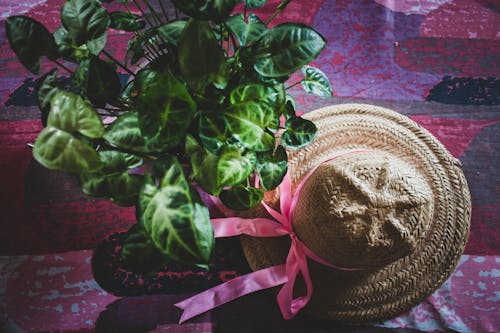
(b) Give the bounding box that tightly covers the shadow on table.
[93,291,425,333]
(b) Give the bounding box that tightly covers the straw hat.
[240,104,471,323]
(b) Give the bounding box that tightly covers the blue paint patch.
[426,76,500,105]
[36,266,73,276]
[479,269,500,278]
[71,303,79,313]
[486,291,500,302]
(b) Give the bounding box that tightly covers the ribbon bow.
[175,152,364,323]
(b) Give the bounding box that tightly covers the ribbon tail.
[277,240,314,320]
[175,264,287,323]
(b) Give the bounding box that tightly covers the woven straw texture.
[240,104,471,323]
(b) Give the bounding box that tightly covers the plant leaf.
[224,102,275,152]
[6,16,58,74]
[253,23,326,77]
[139,156,214,264]
[109,11,145,32]
[121,223,169,274]
[283,94,296,119]
[32,91,104,172]
[244,0,267,8]
[75,56,121,107]
[199,113,227,154]
[81,150,143,206]
[47,91,104,138]
[172,0,241,20]
[104,112,147,151]
[33,127,102,173]
[217,146,256,187]
[132,68,196,148]
[157,20,187,46]
[178,19,225,91]
[185,135,220,195]
[37,69,60,126]
[256,145,287,191]
[226,13,267,47]
[301,65,333,97]
[281,116,317,149]
[220,185,263,210]
[229,83,283,129]
[61,0,110,54]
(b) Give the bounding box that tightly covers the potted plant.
[6,0,332,273]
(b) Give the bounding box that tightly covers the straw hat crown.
[293,151,434,269]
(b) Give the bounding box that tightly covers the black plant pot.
[91,230,252,297]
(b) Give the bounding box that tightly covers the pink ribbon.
[175,151,367,323]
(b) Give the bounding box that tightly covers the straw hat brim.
[240,104,471,323]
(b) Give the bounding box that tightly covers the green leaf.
[75,56,121,107]
[253,23,326,77]
[283,94,296,119]
[229,83,283,129]
[86,33,107,56]
[244,0,267,8]
[81,150,143,206]
[217,146,256,187]
[256,145,287,191]
[54,26,84,62]
[178,19,225,91]
[301,65,333,97]
[224,102,275,152]
[132,68,196,148]
[185,135,220,195]
[172,0,241,20]
[126,33,146,65]
[33,127,102,173]
[6,16,58,74]
[109,11,145,32]
[37,69,60,127]
[220,185,263,210]
[121,223,169,274]
[104,111,170,154]
[103,112,148,152]
[33,91,104,172]
[281,116,317,149]
[139,156,214,264]
[199,113,228,154]
[226,14,267,47]
[46,91,104,138]
[157,20,187,46]
[61,0,110,54]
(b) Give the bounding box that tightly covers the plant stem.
[223,22,238,55]
[101,141,157,161]
[54,60,73,74]
[144,0,164,26]
[102,50,135,76]
[285,79,304,90]
[243,5,247,21]
[265,0,292,25]
[158,0,170,22]
[133,0,156,28]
